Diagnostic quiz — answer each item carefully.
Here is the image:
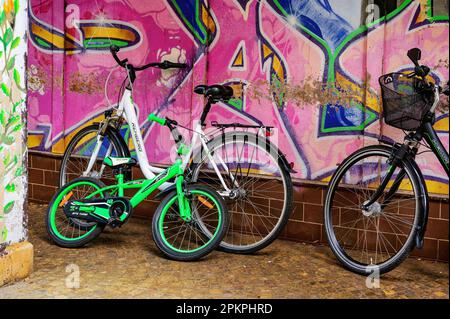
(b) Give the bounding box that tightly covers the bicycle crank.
[63,197,132,227]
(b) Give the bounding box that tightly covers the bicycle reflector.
[197,196,213,209]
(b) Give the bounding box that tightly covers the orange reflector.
[59,192,74,207]
[197,196,213,209]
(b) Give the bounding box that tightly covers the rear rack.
[210,121,273,130]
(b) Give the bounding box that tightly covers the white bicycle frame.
[84,87,235,193]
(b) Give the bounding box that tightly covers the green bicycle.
[46,114,229,261]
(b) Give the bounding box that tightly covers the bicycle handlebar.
[110,45,188,71]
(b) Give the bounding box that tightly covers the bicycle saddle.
[194,84,234,101]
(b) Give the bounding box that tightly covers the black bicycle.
[324,48,449,275]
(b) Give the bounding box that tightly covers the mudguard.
[105,125,131,158]
[408,158,429,249]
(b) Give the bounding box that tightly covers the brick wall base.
[28,151,449,262]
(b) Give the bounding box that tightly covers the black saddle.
[194,84,234,101]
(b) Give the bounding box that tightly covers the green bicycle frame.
[87,158,192,221]
[81,113,194,222]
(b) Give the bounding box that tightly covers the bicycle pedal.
[108,219,122,228]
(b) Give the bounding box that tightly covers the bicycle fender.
[277,150,296,174]
[154,183,198,200]
[107,125,131,158]
[154,185,176,200]
[406,156,429,249]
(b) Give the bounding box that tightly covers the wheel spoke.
[189,134,291,252]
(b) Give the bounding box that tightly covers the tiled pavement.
[0,202,448,299]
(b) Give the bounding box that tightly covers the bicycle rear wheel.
[46,177,107,248]
[189,132,293,254]
[324,145,422,275]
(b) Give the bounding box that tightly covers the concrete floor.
[0,202,448,299]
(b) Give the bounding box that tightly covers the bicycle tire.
[46,177,107,248]
[152,184,229,261]
[324,145,422,275]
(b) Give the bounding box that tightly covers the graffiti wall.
[0,0,27,247]
[27,0,449,194]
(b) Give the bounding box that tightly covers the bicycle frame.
[423,121,449,175]
[87,158,192,221]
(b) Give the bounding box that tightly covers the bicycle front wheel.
[152,184,229,261]
[189,132,293,254]
[324,145,422,275]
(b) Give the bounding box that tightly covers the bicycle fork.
[361,143,416,211]
[83,124,115,177]
[176,174,192,222]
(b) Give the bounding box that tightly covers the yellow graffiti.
[201,3,216,35]
[29,5,141,53]
[434,116,449,131]
[81,26,138,43]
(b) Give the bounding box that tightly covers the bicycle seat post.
[200,98,213,127]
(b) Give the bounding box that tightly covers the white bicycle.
[59,45,294,254]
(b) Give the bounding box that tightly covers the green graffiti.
[5,183,15,192]
[3,201,14,214]
[271,0,414,83]
[269,0,444,134]
[228,99,243,111]
[1,227,7,242]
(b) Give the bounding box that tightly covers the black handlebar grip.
[173,63,188,69]
[160,61,188,69]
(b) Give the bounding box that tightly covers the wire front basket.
[379,73,434,131]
